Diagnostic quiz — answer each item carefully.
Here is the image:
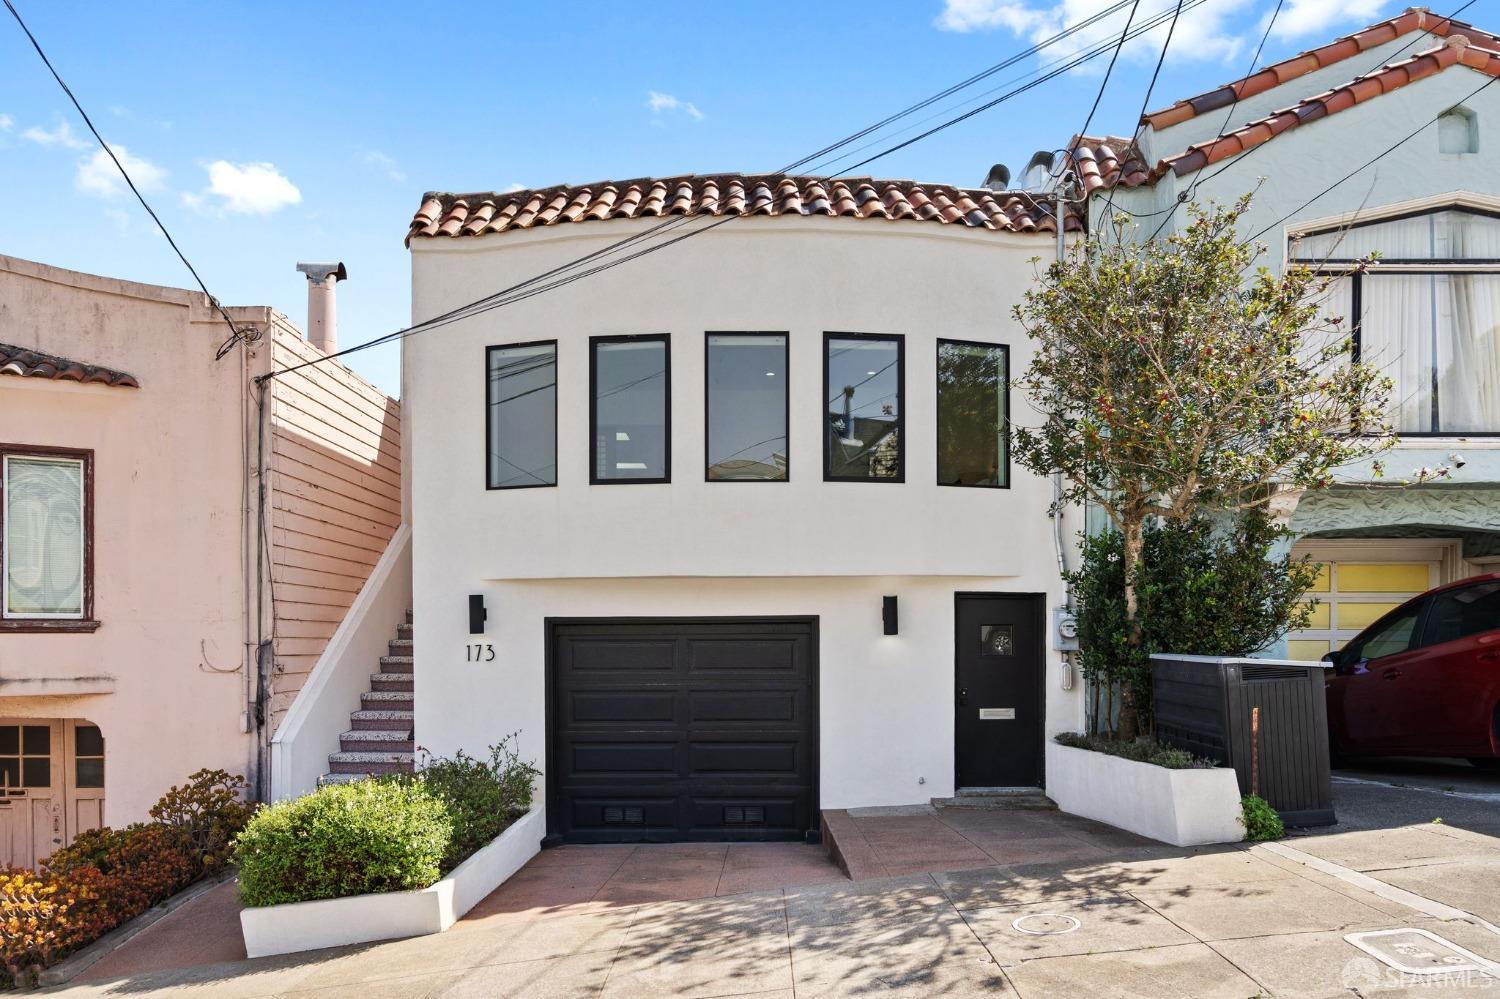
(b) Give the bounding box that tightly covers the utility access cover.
[1344,928,1500,977]
[1011,913,1080,935]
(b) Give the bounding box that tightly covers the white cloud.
[360,149,406,183]
[1269,0,1385,41]
[646,90,704,121]
[0,114,13,131]
[190,160,302,215]
[75,144,166,198]
[22,119,88,149]
[505,183,526,192]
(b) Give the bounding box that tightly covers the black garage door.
[548,618,818,843]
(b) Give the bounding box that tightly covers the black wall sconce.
[882,595,898,636]
[468,594,487,635]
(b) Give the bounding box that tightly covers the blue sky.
[0,0,1423,395]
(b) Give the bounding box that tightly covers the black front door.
[954,593,1044,789]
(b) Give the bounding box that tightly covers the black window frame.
[822,331,905,484]
[589,333,672,486]
[935,337,1011,490]
[484,339,559,491]
[703,331,790,484]
[1292,205,1500,438]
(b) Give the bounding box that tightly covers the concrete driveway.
[53,764,1500,997]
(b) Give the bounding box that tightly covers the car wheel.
[1469,758,1500,771]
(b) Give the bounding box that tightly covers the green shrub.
[1070,510,1320,735]
[1054,732,1217,770]
[149,769,256,877]
[1240,794,1285,841]
[417,735,539,873]
[235,779,452,907]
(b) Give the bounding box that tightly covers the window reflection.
[825,335,902,481]
[707,334,788,481]
[487,342,557,488]
[593,336,670,482]
[937,340,1008,488]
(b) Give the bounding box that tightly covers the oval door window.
[980,624,1014,657]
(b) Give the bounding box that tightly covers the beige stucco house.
[0,253,400,866]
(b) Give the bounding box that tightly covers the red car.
[1324,573,1500,769]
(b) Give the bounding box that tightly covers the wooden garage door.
[549,618,817,843]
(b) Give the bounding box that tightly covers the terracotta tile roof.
[1143,7,1499,130]
[1162,36,1500,178]
[407,174,1080,244]
[0,342,140,388]
[1068,135,1152,195]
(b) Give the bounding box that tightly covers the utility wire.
[1075,0,1144,148]
[1146,0,1475,242]
[1244,70,1500,244]
[2,0,246,356]
[263,0,1203,383]
[1101,0,1185,229]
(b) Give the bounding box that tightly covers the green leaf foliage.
[1069,509,1320,729]
[235,778,452,907]
[1054,732,1216,770]
[1240,794,1285,841]
[416,735,540,874]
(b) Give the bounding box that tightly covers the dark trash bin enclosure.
[1151,654,1336,827]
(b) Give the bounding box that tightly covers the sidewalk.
[53,803,1500,997]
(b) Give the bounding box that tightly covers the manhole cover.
[1012,912,1080,935]
[1345,928,1500,977]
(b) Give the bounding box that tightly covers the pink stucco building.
[0,253,400,867]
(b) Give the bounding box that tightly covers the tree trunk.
[1117,514,1145,741]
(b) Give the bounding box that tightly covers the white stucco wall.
[406,216,1085,807]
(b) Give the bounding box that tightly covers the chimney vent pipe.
[295,261,347,354]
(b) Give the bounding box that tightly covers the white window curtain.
[3,457,84,617]
[1360,274,1500,432]
[1295,210,1500,261]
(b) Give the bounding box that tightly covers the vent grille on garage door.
[724,805,766,824]
[603,806,644,825]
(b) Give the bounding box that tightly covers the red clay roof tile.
[407,174,1081,244]
[1142,8,1500,130]
[0,342,139,388]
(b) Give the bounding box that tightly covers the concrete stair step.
[370,672,414,692]
[328,751,414,775]
[406,609,413,624]
[379,655,414,672]
[933,790,1056,810]
[350,709,413,729]
[361,691,413,711]
[340,730,413,753]
[319,772,372,786]
[397,622,413,640]
[387,639,414,659]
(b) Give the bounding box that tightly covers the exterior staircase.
[321,611,414,784]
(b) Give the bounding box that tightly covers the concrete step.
[406,609,413,624]
[350,709,413,730]
[379,655,414,673]
[397,622,413,640]
[932,790,1056,810]
[319,772,372,786]
[370,672,414,692]
[361,690,413,711]
[328,751,414,775]
[340,730,413,753]
[387,639,414,659]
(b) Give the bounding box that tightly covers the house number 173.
[466,643,495,662]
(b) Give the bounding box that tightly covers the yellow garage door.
[1286,545,1443,660]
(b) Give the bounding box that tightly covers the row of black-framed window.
[485,332,1009,489]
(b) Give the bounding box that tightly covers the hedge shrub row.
[235,737,538,908]
[1054,732,1218,770]
[0,769,253,988]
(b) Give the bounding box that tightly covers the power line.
[2,0,247,356]
[1101,0,1185,229]
[1244,70,1500,245]
[1075,0,1144,148]
[1146,0,1476,242]
[261,0,1210,384]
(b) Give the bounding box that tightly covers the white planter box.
[1045,742,1242,847]
[240,805,544,959]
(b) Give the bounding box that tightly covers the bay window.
[937,339,1009,487]
[706,333,788,481]
[1293,208,1500,435]
[824,333,904,481]
[487,341,557,489]
[591,335,670,483]
[1,447,93,630]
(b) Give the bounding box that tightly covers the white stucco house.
[270,7,1500,840]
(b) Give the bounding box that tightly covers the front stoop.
[320,613,415,786]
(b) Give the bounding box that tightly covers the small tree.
[1012,196,1396,737]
